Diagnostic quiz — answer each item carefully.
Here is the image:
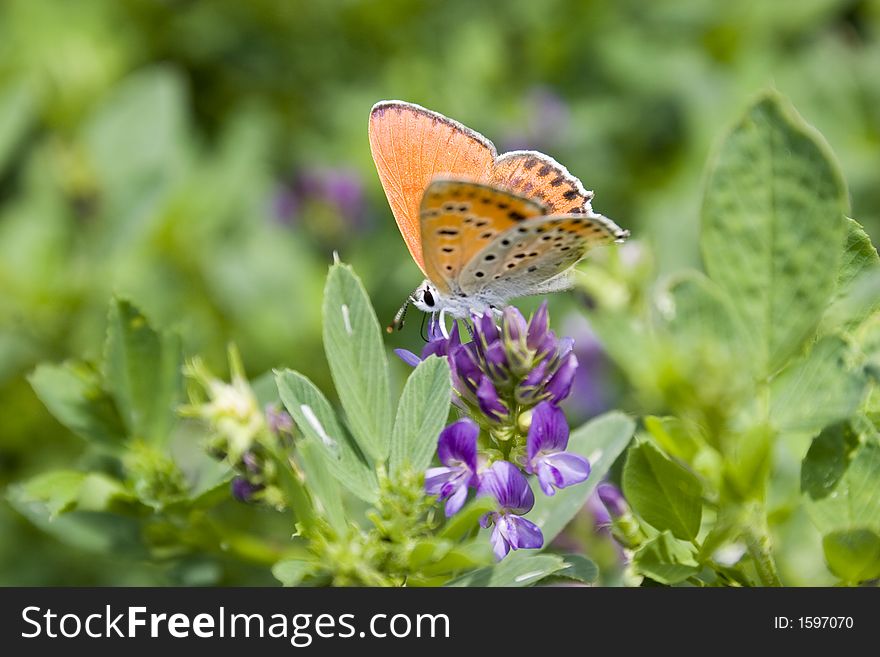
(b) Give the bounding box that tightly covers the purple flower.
[265,405,294,435]
[526,402,590,496]
[597,482,627,518]
[395,320,461,367]
[424,419,479,516]
[478,461,544,559]
[231,477,263,503]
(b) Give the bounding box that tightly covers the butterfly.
[368,100,629,330]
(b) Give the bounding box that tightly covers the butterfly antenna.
[387,297,411,333]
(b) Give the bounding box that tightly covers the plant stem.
[743,505,782,587]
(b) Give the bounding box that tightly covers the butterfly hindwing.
[491,150,594,215]
[369,101,496,275]
[458,213,625,296]
[419,180,547,293]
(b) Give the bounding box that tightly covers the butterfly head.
[411,279,441,313]
[386,279,442,333]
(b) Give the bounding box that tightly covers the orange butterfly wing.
[490,150,594,215]
[369,101,496,275]
[418,180,547,293]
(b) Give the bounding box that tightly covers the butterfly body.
[369,101,629,322]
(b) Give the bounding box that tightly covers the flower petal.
[536,451,591,495]
[477,311,500,346]
[526,401,570,461]
[597,482,627,518]
[436,419,479,471]
[394,348,423,368]
[424,465,457,495]
[444,480,469,517]
[477,461,534,514]
[505,515,544,550]
[490,522,511,560]
[546,351,578,403]
[476,376,508,422]
[502,306,528,343]
[516,359,549,404]
[527,301,549,351]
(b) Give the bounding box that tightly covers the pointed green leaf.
[623,440,703,541]
[701,93,848,375]
[103,299,182,445]
[275,369,377,503]
[28,361,127,449]
[770,336,867,434]
[322,263,392,463]
[390,356,451,478]
[528,411,635,545]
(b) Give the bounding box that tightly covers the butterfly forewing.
[458,213,624,295]
[369,101,495,275]
[418,180,547,292]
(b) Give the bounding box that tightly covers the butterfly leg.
[438,308,450,339]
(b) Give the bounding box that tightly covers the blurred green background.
[1,0,878,584]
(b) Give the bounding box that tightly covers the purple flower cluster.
[398,303,578,429]
[405,303,591,559]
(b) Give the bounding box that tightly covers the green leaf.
[633,531,701,585]
[554,554,599,584]
[322,263,393,463]
[802,424,880,535]
[769,336,867,434]
[623,440,703,540]
[527,411,635,545]
[644,416,702,463]
[390,356,451,478]
[446,553,567,587]
[103,299,182,445]
[837,218,879,291]
[7,471,135,519]
[272,559,318,587]
[296,440,346,535]
[701,92,848,376]
[275,369,377,503]
[28,361,128,449]
[438,495,497,542]
[822,529,880,583]
[420,541,494,576]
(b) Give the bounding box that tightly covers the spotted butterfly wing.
[490,151,595,215]
[418,180,546,293]
[458,212,626,296]
[369,101,600,275]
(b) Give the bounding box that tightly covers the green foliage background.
[1,0,879,585]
